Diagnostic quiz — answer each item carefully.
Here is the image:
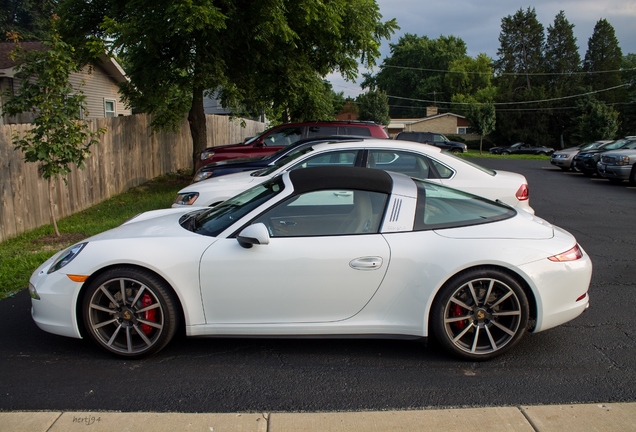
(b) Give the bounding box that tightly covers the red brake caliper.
[140,293,156,335]
[451,304,467,331]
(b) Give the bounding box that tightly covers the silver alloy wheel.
[86,276,166,355]
[438,275,526,358]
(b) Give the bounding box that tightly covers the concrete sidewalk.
[1,403,635,432]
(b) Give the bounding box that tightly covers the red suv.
[195,120,389,171]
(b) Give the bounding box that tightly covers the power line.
[380,64,636,76]
[387,83,632,106]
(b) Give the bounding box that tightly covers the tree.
[544,11,582,148]
[2,21,105,236]
[465,102,496,154]
[620,53,636,135]
[574,97,619,142]
[583,19,623,105]
[58,0,397,165]
[493,8,549,146]
[0,0,56,40]
[362,34,468,118]
[356,90,390,125]
[495,7,545,91]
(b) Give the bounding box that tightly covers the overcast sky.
[328,0,636,97]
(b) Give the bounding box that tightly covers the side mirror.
[237,223,270,249]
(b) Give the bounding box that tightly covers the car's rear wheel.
[82,267,179,358]
[501,151,510,155]
[431,268,529,361]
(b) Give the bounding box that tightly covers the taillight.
[548,244,583,262]
[516,184,529,201]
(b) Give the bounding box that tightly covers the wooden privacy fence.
[0,113,265,243]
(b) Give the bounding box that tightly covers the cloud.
[328,0,636,97]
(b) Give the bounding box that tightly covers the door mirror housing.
[237,223,270,248]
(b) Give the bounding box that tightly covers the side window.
[252,190,387,237]
[428,158,454,179]
[367,150,431,179]
[289,150,358,170]
[262,128,302,147]
[340,127,371,137]
[433,134,445,143]
[307,126,338,137]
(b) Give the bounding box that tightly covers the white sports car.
[29,167,591,360]
[174,139,533,213]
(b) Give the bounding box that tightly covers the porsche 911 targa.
[29,167,592,360]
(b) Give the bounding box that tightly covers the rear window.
[340,127,372,136]
[413,180,515,231]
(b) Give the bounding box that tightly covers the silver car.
[597,142,636,185]
[550,141,612,171]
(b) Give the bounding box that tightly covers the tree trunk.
[188,86,208,167]
[48,177,60,237]
[479,135,483,155]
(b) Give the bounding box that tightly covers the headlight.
[48,242,87,274]
[200,150,215,161]
[174,192,199,205]
[192,171,214,182]
[615,156,630,165]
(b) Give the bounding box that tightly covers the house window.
[457,127,475,135]
[104,99,116,117]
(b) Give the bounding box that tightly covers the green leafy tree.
[574,97,619,142]
[583,19,624,105]
[363,34,468,118]
[2,22,105,236]
[1,0,56,40]
[465,102,496,154]
[445,54,495,100]
[356,90,390,125]
[58,0,397,164]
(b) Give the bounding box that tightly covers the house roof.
[388,113,466,130]
[0,41,127,83]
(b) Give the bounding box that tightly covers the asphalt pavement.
[1,158,635,430]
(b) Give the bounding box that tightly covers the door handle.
[349,256,383,271]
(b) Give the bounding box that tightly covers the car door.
[198,189,391,324]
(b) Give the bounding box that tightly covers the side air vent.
[389,198,402,222]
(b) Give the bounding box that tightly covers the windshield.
[255,146,316,177]
[180,177,285,237]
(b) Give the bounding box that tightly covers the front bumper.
[29,260,84,339]
[597,163,632,180]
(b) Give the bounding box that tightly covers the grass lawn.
[0,171,192,300]
[461,149,552,160]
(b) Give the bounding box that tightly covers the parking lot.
[0,158,635,413]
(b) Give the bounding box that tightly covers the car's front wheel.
[501,150,510,155]
[629,165,636,186]
[82,267,179,358]
[431,268,529,361]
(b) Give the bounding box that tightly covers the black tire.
[559,167,570,172]
[608,178,623,184]
[431,268,529,361]
[501,151,510,155]
[629,166,636,186]
[82,267,179,358]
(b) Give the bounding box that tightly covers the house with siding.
[0,41,130,125]
[387,106,477,139]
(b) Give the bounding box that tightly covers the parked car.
[572,138,636,176]
[192,136,366,183]
[29,166,592,360]
[597,142,636,184]
[195,121,389,171]
[489,142,554,156]
[550,141,612,171]
[394,131,467,153]
[175,138,533,212]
